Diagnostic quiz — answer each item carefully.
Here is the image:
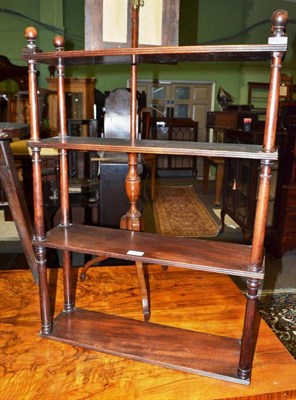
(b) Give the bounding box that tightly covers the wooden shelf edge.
[22,43,287,66]
[34,224,264,279]
[27,138,278,161]
[43,308,250,386]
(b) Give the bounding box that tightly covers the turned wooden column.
[24,27,52,334]
[237,9,288,380]
[120,1,143,232]
[53,35,74,313]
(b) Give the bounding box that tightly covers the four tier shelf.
[22,7,288,385]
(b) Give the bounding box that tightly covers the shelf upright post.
[120,1,144,231]
[237,10,288,381]
[23,27,52,334]
[53,36,74,313]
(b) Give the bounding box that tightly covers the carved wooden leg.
[237,277,261,381]
[135,261,150,322]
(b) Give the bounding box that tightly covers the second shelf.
[35,224,264,279]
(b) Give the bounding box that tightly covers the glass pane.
[175,104,189,118]
[152,86,166,100]
[175,87,190,100]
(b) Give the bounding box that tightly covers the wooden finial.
[271,9,288,37]
[24,26,38,40]
[23,26,41,55]
[53,35,65,51]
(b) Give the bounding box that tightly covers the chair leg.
[214,161,224,207]
[203,157,210,194]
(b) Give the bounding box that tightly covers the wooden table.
[0,267,295,399]
[203,156,225,206]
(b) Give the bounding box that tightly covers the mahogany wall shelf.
[22,8,288,386]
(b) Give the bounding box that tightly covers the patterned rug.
[257,292,296,359]
[153,186,219,237]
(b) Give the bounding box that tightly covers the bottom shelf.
[44,308,249,385]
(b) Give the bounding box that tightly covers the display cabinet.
[46,77,96,132]
[22,6,288,385]
[221,129,287,243]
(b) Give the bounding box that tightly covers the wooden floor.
[0,265,295,400]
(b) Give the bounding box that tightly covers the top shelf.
[27,137,278,161]
[22,9,288,67]
[22,42,287,66]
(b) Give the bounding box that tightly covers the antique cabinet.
[46,77,96,132]
[22,7,288,385]
[221,129,287,244]
[269,102,296,256]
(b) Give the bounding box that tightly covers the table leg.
[203,157,210,194]
[214,161,224,206]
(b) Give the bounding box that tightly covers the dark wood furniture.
[268,101,296,256]
[0,123,37,282]
[248,80,296,108]
[47,77,96,133]
[22,8,288,385]
[208,105,296,256]
[220,129,287,244]
[204,108,257,207]
[44,119,100,227]
[150,117,198,174]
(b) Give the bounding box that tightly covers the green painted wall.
[1,0,296,110]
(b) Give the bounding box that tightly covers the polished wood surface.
[39,224,260,279]
[0,267,295,399]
